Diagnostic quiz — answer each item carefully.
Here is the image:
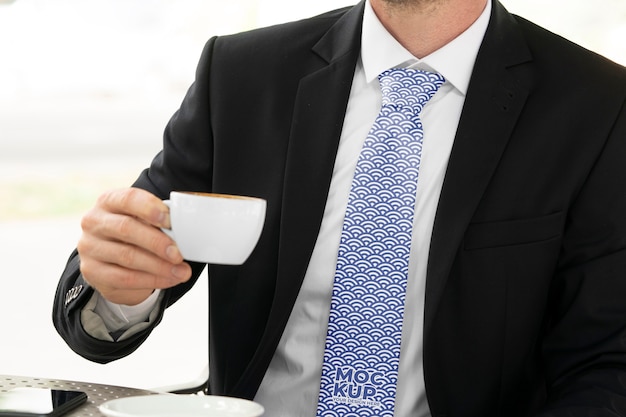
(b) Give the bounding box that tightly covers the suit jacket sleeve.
[51,38,220,363]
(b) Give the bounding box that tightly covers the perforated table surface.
[0,374,158,416]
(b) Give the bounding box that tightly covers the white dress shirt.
[90,1,491,415]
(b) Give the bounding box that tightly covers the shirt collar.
[361,0,492,95]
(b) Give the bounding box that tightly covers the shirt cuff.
[81,290,162,342]
[97,290,161,331]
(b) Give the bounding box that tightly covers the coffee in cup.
[161,191,266,264]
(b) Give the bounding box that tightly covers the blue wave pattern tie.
[317,68,445,417]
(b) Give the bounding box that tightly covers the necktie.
[316,68,445,417]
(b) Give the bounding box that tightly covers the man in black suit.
[53,0,626,415]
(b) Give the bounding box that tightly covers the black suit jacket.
[54,1,626,415]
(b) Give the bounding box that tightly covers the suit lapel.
[234,2,366,393]
[424,1,534,337]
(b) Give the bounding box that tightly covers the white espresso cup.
[161,191,266,264]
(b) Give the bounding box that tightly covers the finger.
[80,256,191,294]
[82,262,175,306]
[81,210,183,264]
[77,236,191,282]
[97,188,170,229]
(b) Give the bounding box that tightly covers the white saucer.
[99,394,264,417]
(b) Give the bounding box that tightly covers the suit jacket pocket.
[464,211,564,250]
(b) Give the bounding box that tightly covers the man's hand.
[77,188,192,305]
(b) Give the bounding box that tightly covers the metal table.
[0,375,158,416]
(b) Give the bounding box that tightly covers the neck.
[369,0,488,58]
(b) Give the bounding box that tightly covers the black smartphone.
[0,387,87,417]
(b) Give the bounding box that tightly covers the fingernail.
[166,245,182,262]
[172,264,189,280]
[157,210,168,227]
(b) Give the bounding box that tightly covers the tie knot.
[379,68,445,110]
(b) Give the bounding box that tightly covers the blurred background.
[1,0,625,391]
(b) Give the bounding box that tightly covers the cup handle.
[160,200,175,240]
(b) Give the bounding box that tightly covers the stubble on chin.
[379,0,443,12]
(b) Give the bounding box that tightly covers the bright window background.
[0,0,624,390]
